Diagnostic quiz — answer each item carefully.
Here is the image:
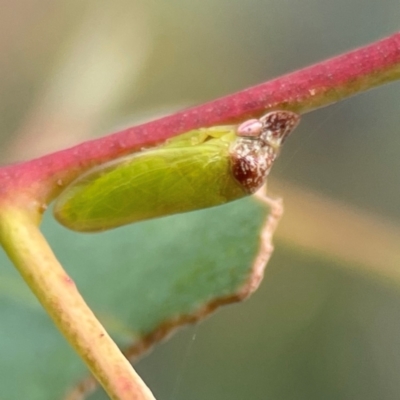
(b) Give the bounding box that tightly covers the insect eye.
[236,119,263,137]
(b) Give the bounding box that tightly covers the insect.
[54,110,300,232]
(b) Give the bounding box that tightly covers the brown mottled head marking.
[230,138,275,193]
[230,111,300,193]
[260,110,300,149]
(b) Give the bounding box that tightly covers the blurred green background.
[0,1,400,399]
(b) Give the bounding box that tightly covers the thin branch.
[0,206,155,400]
[0,32,399,205]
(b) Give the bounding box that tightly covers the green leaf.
[2,195,400,400]
[0,196,268,398]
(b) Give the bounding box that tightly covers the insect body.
[54,111,300,232]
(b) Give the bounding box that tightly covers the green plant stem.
[0,206,155,400]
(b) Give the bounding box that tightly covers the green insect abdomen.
[54,139,247,232]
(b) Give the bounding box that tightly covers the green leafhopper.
[54,111,300,232]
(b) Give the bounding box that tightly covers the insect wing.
[54,140,246,232]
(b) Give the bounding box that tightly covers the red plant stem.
[1,32,400,205]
